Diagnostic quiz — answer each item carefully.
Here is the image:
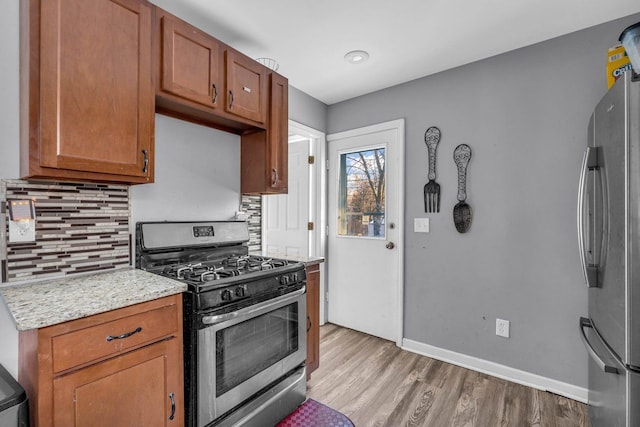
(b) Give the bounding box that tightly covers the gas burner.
[199,265,224,282]
[224,255,250,269]
[246,257,273,271]
[244,256,291,271]
[177,263,203,279]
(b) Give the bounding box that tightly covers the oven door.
[197,286,306,426]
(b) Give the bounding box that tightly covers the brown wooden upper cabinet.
[241,72,288,194]
[20,0,155,184]
[154,5,288,194]
[158,12,221,110]
[225,50,267,125]
[154,9,268,133]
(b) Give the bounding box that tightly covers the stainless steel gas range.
[136,221,307,427]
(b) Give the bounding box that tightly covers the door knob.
[386,242,395,250]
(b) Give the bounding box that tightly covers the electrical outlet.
[496,319,510,338]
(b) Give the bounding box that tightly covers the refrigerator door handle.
[579,317,619,374]
[577,147,600,288]
[577,150,589,285]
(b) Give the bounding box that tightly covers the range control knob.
[280,275,290,286]
[221,289,233,301]
[235,286,245,297]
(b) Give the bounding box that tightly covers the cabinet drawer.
[52,304,178,373]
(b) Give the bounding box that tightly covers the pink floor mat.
[276,398,355,427]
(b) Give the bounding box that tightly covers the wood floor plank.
[344,346,421,422]
[450,370,490,427]
[368,357,434,427]
[307,324,590,427]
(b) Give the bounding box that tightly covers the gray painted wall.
[290,86,328,132]
[327,13,640,388]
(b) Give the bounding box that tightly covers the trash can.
[0,363,28,427]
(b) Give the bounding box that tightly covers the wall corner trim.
[401,338,588,403]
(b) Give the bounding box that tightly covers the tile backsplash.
[1,180,130,283]
[241,194,262,252]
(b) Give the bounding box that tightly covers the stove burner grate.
[157,255,291,284]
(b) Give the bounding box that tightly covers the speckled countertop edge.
[0,268,187,331]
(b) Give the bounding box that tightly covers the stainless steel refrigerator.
[578,70,640,427]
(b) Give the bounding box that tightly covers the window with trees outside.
[338,147,386,238]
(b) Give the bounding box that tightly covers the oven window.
[215,302,299,396]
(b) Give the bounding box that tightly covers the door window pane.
[338,148,386,237]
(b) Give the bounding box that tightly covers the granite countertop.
[253,251,325,266]
[0,268,186,331]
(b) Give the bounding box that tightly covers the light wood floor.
[307,324,590,427]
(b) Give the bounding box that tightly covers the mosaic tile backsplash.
[1,180,130,283]
[241,194,262,252]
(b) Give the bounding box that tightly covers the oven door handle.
[202,286,306,325]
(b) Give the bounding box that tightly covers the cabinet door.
[225,50,267,124]
[38,0,153,179]
[160,14,221,108]
[306,264,320,377]
[53,338,183,427]
[267,73,289,192]
[240,72,289,194]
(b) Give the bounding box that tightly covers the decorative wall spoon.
[453,144,472,233]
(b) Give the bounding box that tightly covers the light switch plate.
[414,218,430,233]
[8,199,36,243]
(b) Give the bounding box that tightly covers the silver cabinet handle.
[579,317,618,374]
[168,392,176,420]
[211,83,218,104]
[229,91,234,109]
[106,326,142,342]
[142,149,149,174]
[272,168,279,186]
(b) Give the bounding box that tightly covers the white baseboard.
[401,338,588,404]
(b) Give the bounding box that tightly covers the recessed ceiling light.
[344,50,370,64]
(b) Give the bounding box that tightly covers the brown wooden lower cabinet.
[306,264,320,379]
[19,294,184,427]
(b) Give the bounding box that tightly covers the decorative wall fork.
[424,126,441,212]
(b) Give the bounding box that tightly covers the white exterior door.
[263,139,310,257]
[327,119,404,343]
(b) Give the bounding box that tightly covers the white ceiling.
[150,0,640,105]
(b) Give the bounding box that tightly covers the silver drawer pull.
[106,326,142,342]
